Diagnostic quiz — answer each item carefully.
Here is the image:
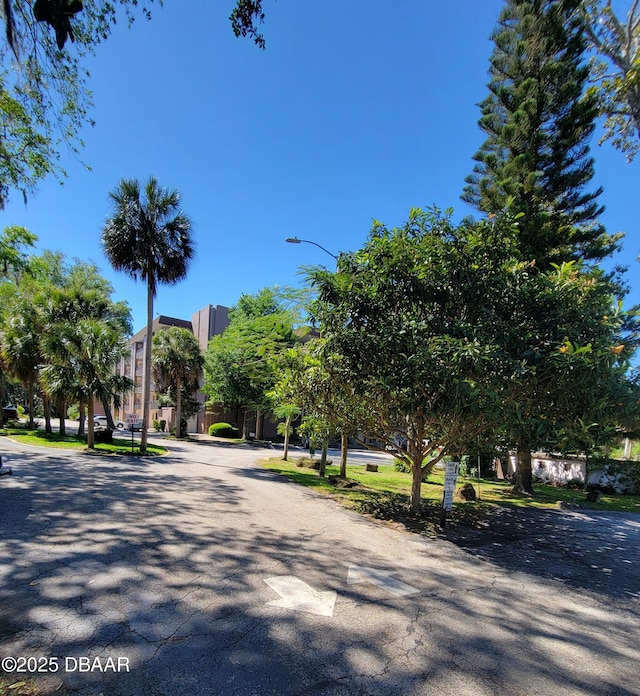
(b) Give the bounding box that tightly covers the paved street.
[0,437,638,695]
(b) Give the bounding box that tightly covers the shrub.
[90,429,113,444]
[457,482,477,501]
[393,458,432,481]
[564,478,584,490]
[208,422,240,438]
[152,419,161,431]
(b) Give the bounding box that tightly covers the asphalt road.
[0,436,638,696]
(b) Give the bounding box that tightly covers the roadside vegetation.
[261,457,640,535]
[0,427,167,456]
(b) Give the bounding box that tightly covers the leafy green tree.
[0,1,272,206]
[462,0,618,268]
[308,208,524,513]
[462,0,632,492]
[41,269,132,430]
[272,401,301,461]
[273,342,363,476]
[203,290,298,438]
[488,258,639,492]
[101,176,194,453]
[1,296,40,428]
[0,226,37,278]
[0,1,156,206]
[152,326,203,438]
[0,225,37,425]
[583,0,640,161]
[309,207,638,508]
[230,0,267,48]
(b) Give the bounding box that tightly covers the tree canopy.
[583,0,640,161]
[102,175,194,452]
[0,1,270,206]
[203,288,299,437]
[152,326,203,438]
[308,206,639,509]
[462,0,618,267]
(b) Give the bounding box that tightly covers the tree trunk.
[242,410,248,439]
[101,395,115,430]
[282,415,291,460]
[28,374,35,429]
[176,376,182,438]
[59,401,65,436]
[141,277,154,454]
[87,396,95,449]
[319,438,328,478]
[78,402,86,435]
[44,397,52,433]
[340,432,348,477]
[410,454,423,515]
[513,443,535,494]
[256,409,262,440]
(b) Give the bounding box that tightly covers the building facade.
[109,304,230,433]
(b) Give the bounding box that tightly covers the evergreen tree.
[462,0,619,267]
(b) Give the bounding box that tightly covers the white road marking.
[264,576,337,617]
[347,565,420,597]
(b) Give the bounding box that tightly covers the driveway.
[0,437,638,695]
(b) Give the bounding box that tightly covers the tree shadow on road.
[0,452,637,695]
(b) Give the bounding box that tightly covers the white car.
[85,416,126,430]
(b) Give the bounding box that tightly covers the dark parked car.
[2,406,18,420]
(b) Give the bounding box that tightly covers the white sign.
[126,413,139,424]
[443,462,459,511]
[443,462,460,491]
[443,489,455,511]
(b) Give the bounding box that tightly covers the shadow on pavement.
[444,505,640,604]
[0,450,637,695]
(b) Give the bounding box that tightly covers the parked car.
[2,405,18,420]
[84,416,126,430]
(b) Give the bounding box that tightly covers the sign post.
[126,413,138,453]
[440,461,459,528]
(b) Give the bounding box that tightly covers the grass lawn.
[0,428,167,456]
[260,456,640,533]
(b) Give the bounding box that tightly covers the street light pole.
[285,237,338,260]
[285,235,347,476]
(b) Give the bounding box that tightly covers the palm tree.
[42,319,132,448]
[151,327,203,438]
[2,299,41,429]
[273,402,301,461]
[101,177,194,453]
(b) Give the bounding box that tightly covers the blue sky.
[3,0,639,332]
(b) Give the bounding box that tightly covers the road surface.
[0,436,638,695]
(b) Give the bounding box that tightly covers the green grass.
[609,440,640,460]
[1,428,167,456]
[260,456,640,525]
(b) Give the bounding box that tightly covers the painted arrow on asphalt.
[264,576,337,617]
[347,565,420,597]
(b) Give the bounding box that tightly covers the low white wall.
[507,453,586,484]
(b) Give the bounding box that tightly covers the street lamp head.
[284,236,338,260]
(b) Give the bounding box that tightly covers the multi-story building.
[110,304,230,433]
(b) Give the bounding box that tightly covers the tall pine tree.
[462,0,619,268]
[463,0,633,494]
